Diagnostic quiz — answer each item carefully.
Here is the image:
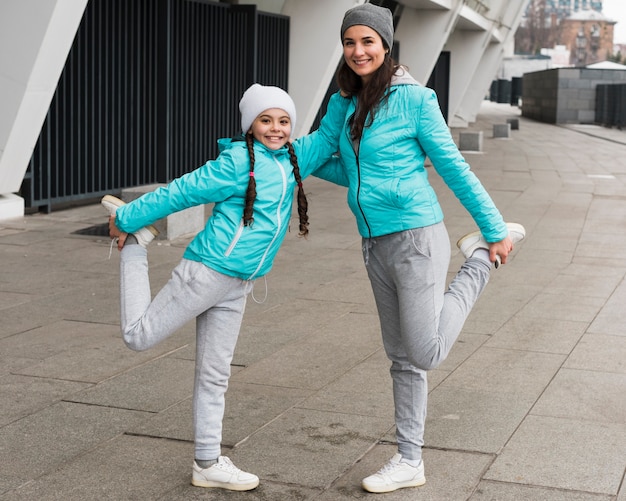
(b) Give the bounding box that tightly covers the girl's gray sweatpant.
[119,245,253,461]
[362,222,491,462]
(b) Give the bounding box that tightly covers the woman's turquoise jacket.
[114,93,348,280]
[316,71,508,243]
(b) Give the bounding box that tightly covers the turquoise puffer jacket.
[115,92,348,280]
[317,72,507,242]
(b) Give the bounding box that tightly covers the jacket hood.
[391,66,421,86]
[217,137,239,154]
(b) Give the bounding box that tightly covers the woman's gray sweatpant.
[119,245,253,461]
[362,222,491,461]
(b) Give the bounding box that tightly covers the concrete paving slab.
[322,445,494,500]
[0,434,191,501]
[160,481,322,501]
[531,368,626,424]
[7,320,192,384]
[470,480,613,500]
[436,332,490,372]
[0,401,148,494]
[0,374,90,427]
[425,387,537,453]
[485,415,626,495]
[236,408,391,489]
[577,231,626,261]
[518,292,605,323]
[486,316,587,354]
[0,291,31,312]
[297,348,394,419]
[440,347,564,396]
[231,312,382,390]
[126,381,314,448]
[70,356,194,412]
[546,268,623,298]
[588,280,626,336]
[563,333,626,373]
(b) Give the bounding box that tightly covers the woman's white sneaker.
[456,222,526,268]
[362,454,426,493]
[191,456,259,491]
[101,195,159,248]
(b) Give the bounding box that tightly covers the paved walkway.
[1,102,625,500]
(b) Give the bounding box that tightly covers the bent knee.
[408,356,439,371]
[122,331,150,352]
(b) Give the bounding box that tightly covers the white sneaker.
[456,222,526,268]
[101,195,159,248]
[362,454,426,493]
[191,456,259,491]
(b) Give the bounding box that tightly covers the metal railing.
[21,0,289,212]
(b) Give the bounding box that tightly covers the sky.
[602,0,626,44]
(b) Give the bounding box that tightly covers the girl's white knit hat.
[239,83,296,134]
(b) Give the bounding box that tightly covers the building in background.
[516,0,609,54]
[561,10,615,65]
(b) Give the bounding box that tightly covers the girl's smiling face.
[342,25,387,83]
[249,109,292,150]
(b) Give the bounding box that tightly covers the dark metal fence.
[596,83,626,129]
[21,0,289,212]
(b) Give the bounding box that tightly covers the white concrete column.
[0,0,87,220]
[394,0,464,85]
[445,26,492,127]
[282,0,363,137]
[456,0,530,124]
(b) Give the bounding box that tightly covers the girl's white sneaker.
[191,456,259,491]
[101,195,159,248]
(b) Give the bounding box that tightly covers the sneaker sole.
[101,195,159,238]
[506,222,526,242]
[455,230,481,249]
[101,194,125,215]
[191,477,259,491]
[362,477,426,493]
[456,222,526,249]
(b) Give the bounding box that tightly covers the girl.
[317,3,525,494]
[102,84,348,491]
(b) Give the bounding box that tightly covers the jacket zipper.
[355,150,372,238]
[247,156,287,280]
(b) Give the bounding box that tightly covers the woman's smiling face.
[342,25,387,83]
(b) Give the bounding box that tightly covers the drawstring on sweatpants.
[250,275,268,304]
[363,238,375,266]
[108,238,117,260]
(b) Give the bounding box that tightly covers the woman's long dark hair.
[243,132,309,237]
[337,50,400,140]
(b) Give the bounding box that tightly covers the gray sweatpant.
[362,222,491,461]
[119,245,253,460]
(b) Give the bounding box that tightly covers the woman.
[318,3,525,494]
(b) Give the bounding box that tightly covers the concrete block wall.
[520,69,559,123]
[522,67,626,124]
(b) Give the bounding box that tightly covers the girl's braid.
[287,142,309,237]
[243,132,257,226]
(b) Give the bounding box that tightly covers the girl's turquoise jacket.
[317,71,508,243]
[114,93,348,280]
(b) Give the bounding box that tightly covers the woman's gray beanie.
[340,3,394,50]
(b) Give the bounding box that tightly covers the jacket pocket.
[224,221,244,257]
